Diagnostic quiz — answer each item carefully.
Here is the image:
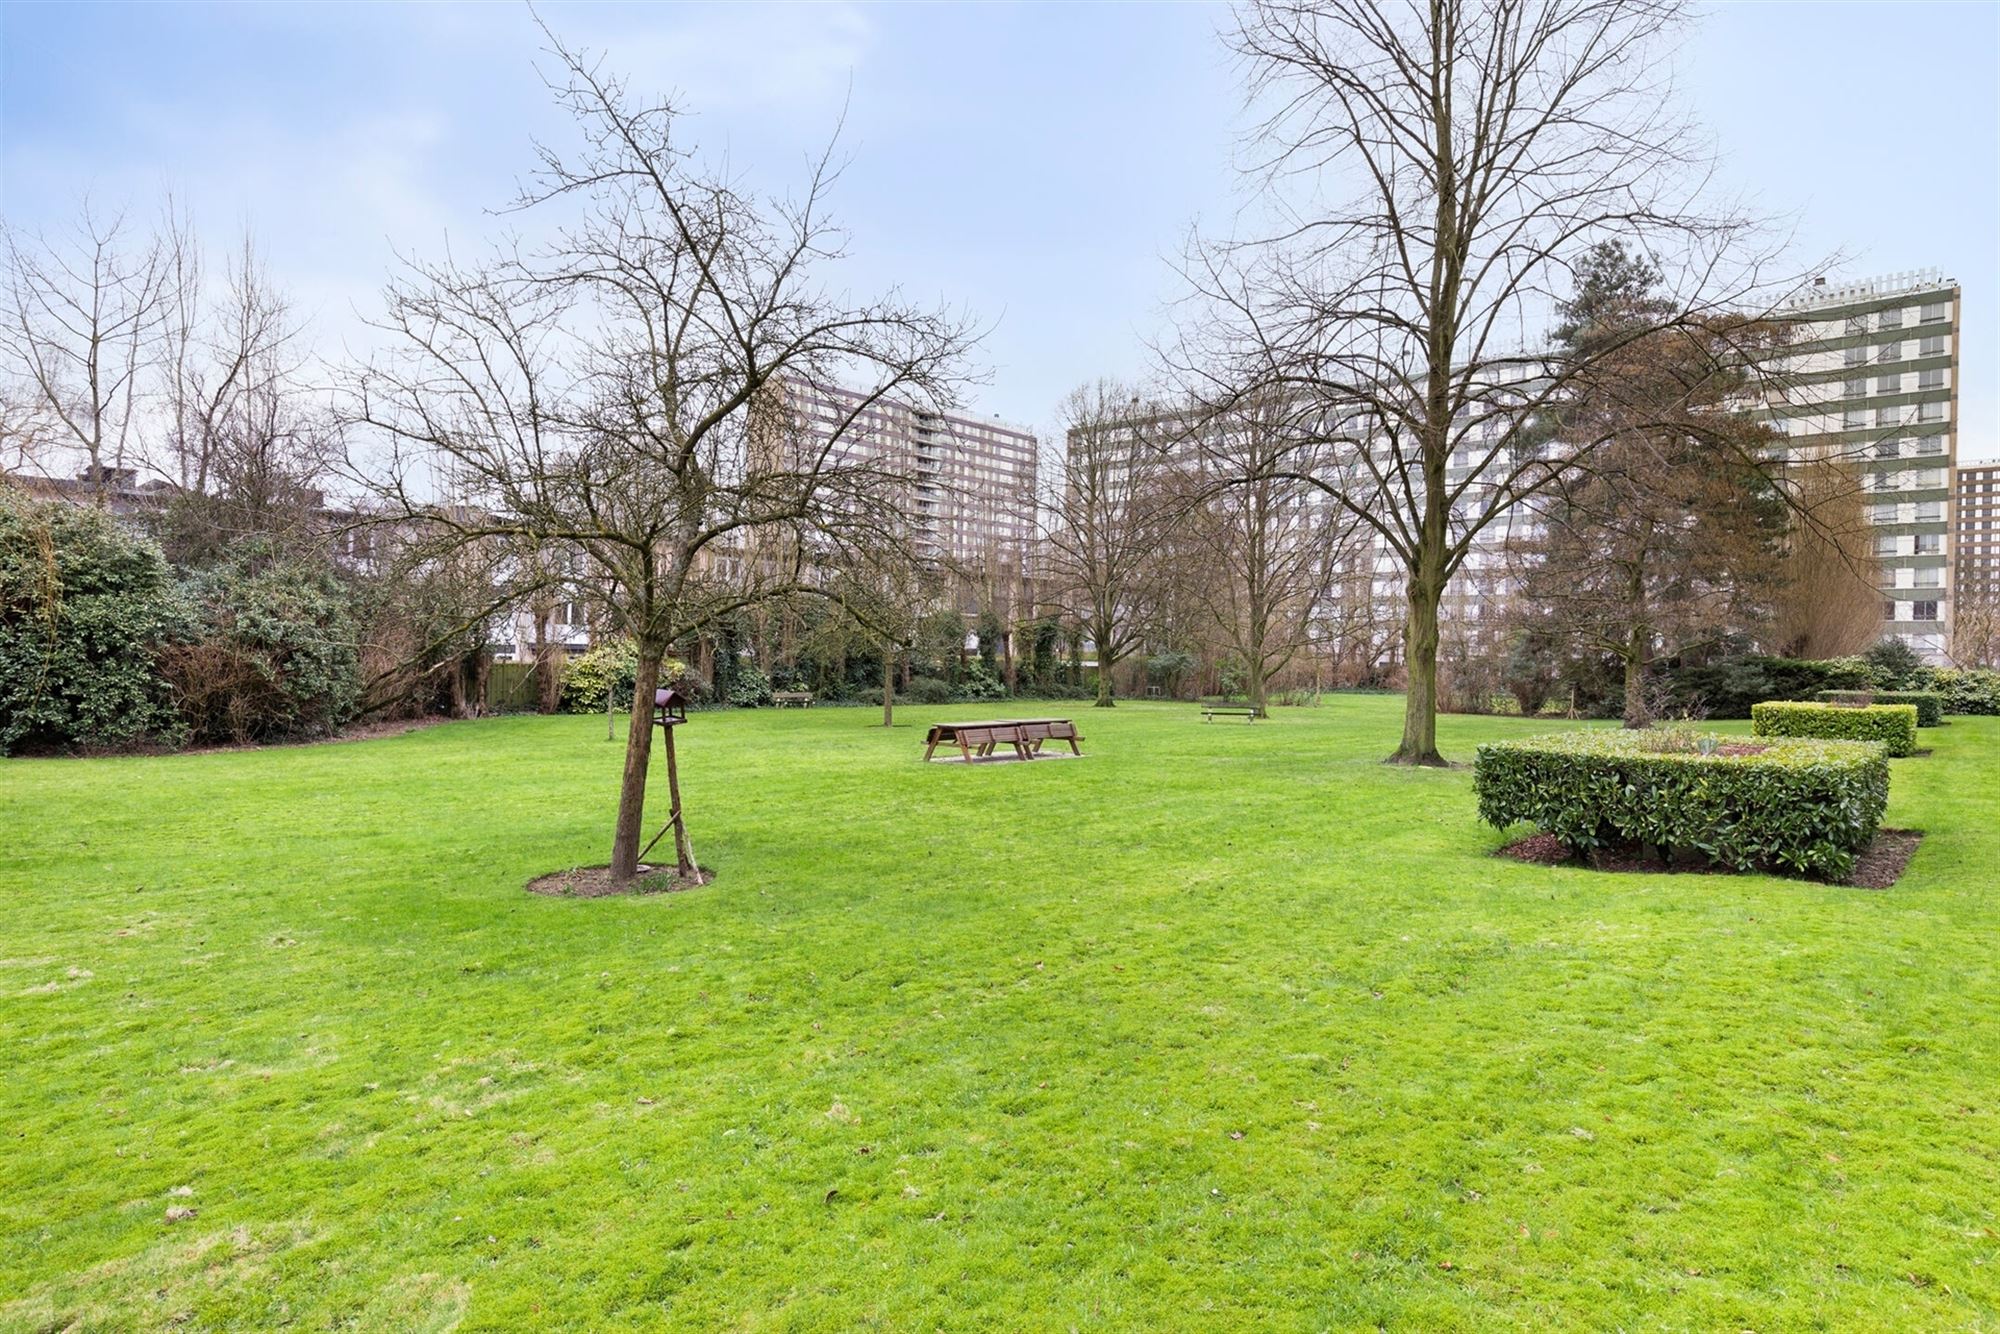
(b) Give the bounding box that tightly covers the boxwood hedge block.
[1812,689,1942,727]
[1753,700,1918,756]
[1474,730,1889,879]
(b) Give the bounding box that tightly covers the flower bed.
[1474,729,1890,879]
[1752,700,1918,756]
[1812,689,1943,728]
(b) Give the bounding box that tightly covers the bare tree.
[822,526,941,727]
[1951,576,2000,670]
[1173,393,1358,715]
[1043,380,1177,707]
[156,236,340,565]
[0,202,184,502]
[1175,0,1796,763]
[345,32,973,883]
[1767,454,1882,660]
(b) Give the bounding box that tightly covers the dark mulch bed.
[526,864,713,897]
[1497,829,1923,888]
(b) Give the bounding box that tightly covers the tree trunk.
[1093,649,1115,707]
[882,649,895,727]
[1390,567,1447,766]
[609,647,663,881]
[1621,623,1651,729]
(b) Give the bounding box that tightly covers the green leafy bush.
[561,641,637,713]
[0,489,190,753]
[167,550,361,744]
[953,660,1009,702]
[1663,655,1871,719]
[1861,638,1925,687]
[727,665,773,708]
[1813,690,1942,728]
[1908,666,2000,716]
[1751,700,1918,757]
[1474,729,1889,878]
[560,642,696,714]
[903,676,952,705]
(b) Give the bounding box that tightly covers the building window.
[1884,600,1899,621]
[1874,437,1901,460]
[1913,600,1939,622]
[1876,374,1900,394]
[1845,344,1868,367]
[1918,368,1945,390]
[1915,567,1942,588]
[1880,307,1903,329]
[1917,502,1943,522]
[1846,409,1870,429]
[1917,532,1942,554]
[1844,377,1868,399]
[1918,401,1946,423]
[1921,302,1949,324]
[1920,334,1946,356]
[1917,434,1945,456]
[1875,407,1900,428]
[1875,534,1899,556]
[1876,341,1901,363]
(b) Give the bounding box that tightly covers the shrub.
[1862,638,1925,688]
[167,551,361,744]
[1663,655,1872,719]
[1908,666,2000,716]
[561,644,699,714]
[561,641,637,713]
[1474,729,1889,878]
[0,489,190,753]
[1751,700,1918,757]
[903,676,952,705]
[953,660,1009,703]
[1812,689,1942,728]
[727,665,773,708]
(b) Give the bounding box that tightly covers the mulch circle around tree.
[525,865,713,897]
[1496,829,1922,889]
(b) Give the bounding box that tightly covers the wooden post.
[662,723,696,878]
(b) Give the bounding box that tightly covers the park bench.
[922,718,1082,762]
[772,690,814,708]
[1202,706,1258,723]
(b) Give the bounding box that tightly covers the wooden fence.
[485,661,545,714]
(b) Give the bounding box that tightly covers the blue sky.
[2,1,1995,455]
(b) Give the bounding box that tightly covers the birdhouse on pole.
[654,686,690,727]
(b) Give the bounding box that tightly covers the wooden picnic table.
[923,718,1082,763]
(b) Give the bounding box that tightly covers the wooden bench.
[922,718,1082,762]
[1202,706,1258,723]
[772,690,814,708]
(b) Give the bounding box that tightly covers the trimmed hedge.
[1475,729,1889,879]
[1752,700,1918,757]
[1813,689,1942,728]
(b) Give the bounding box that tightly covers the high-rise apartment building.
[1957,463,2000,583]
[1954,462,2000,664]
[1772,271,1960,660]
[783,381,1038,571]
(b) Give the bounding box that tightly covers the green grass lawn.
[2,697,1996,1330]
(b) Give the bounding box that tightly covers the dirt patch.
[1840,829,1923,889]
[525,864,713,897]
[1497,829,1923,888]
